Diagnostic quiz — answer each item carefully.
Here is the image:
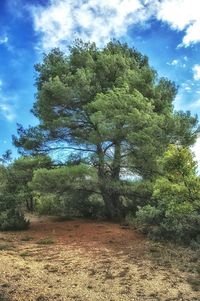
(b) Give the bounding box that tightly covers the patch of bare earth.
[0,215,199,301]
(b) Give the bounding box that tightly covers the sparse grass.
[0,217,200,301]
[19,251,30,257]
[0,291,12,301]
[53,215,73,222]
[36,237,54,245]
[187,276,200,291]
[36,295,47,301]
[148,242,200,275]
[21,236,33,242]
[0,244,14,251]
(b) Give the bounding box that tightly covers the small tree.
[11,155,52,211]
[0,164,29,231]
[136,145,200,244]
[30,164,103,217]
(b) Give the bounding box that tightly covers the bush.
[122,180,154,216]
[136,203,200,243]
[136,205,161,225]
[125,213,137,227]
[0,165,29,231]
[160,210,200,244]
[135,145,200,245]
[0,208,29,231]
[32,164,104,218]
[35,193,62,216]
[78,193,105,219]
[35,192,105,219]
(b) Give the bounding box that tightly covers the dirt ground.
[0,216,200,301]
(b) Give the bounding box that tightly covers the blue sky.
[1,0,200,161]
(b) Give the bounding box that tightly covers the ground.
[0,216,200,301]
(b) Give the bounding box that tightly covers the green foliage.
[36,237,54,245]
[136,205,161,228]
[121,180,153,215]
[0,156,52,231]
[136,145,200,244]
[78,193,105,219]
[31,164,105,218]
[31,164,96,194]
[10,155,52,212]
[0,208,29,231]
[0,164,29,231]
[35,193,61,216]
[13,40,198,219]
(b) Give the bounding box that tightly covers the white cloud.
[157,0,200,47]
[167,58,187,68]
[184,86,191,92]
[29,0,200,50]
[193,64,200,80]
[0,103,16,122]
[171,59,178,65]
[30,0,158,50]
[182,20,200,46]
[0,36,8,45]
[190,98,200,108]
[157,0,199,31]
[0,81,16,122]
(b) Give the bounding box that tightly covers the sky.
[0,0,200,162]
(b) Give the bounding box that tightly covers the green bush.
[122,180,154,217]
[35,193,62,216]
[135,205,162,233]
[78,193,105,219]
[0,208,29,231]
[0,165,29,231]
[135,145,200,245]
[35,192,105,219]
[31,165,107,219]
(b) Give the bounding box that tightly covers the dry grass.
[0,216,199,301]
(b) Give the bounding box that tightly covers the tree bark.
[26,197,34,212]
[97,142,123,220]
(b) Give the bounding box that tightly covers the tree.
[30,163,102,217]
[0,164,29,231]
[10,155,52,211]
[0,150,12,165]
[136,145,200,244]
[0,155,52,230]
[13,40,198,220]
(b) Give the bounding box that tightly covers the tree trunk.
[102,190,121,220]
[97,142,122,220]
[26,197,34,212]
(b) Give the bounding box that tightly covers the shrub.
[0,208,29,231]
[32,164,103,218]
[35,193,62,216]
[122,180,154,217]
[135,145,200,245]
[0,165,29,231]
[37,237,54,244]
[78,193,105,219]
[35,192,105,219]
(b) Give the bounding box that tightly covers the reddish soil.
[0,216,199,301]
[26,216,145,250]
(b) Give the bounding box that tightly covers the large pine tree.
[13,40,198,219]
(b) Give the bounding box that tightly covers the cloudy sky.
[1,0,200,160]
